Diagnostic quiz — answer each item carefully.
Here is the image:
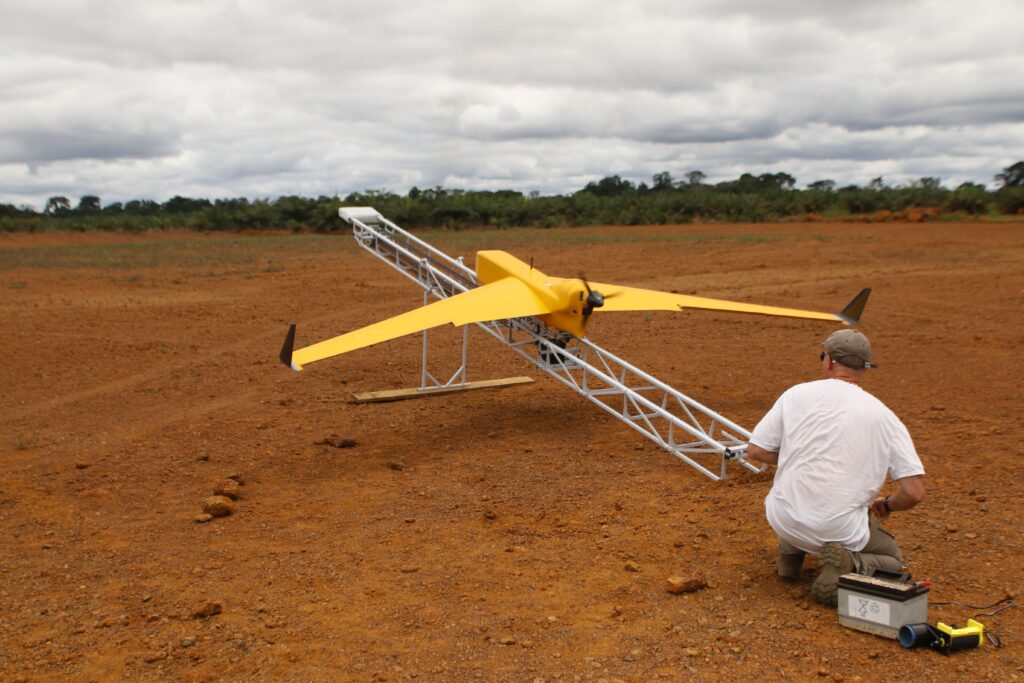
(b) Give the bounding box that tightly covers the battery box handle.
[864,568,912,583]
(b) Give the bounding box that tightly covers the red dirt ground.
[1,221,1022,682]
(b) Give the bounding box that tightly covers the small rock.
[975,496,986,503]
[666,573,708,594]
[213,479,241,500]
[196,454,209,462]
[194,513,213,524]
[316,434,357,448]
[191,601,222,619]
[946,524,958,533]
[226,473,245,485]
[483,510,497,520]
[624,561,641,572]
[965,532,977,540]
[498,636,516,645]
[389,461,405,471]
[74,462,90,470]
[202,496,234,517]
[142,650,167,663]
[179,636,197,648]
[684,647,700,657]
[400,566,420,574]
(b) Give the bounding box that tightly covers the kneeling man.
[746,329,925,606]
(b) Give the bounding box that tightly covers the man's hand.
[870,496,891,518]
[746,444,779,466]
[871,475,925,517]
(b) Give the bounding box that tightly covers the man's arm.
[746,443,779,466]
[870,475,925,518]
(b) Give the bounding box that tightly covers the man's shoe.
[811,542,854,607]
[776,552,805,581]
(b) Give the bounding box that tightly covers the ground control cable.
[928,596,1016,648]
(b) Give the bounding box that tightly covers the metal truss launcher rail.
[338,207,763,481]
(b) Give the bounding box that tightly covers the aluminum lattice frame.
[338,207,764,481]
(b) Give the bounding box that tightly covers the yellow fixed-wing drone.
[280,249,869,371]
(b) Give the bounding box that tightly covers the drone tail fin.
[836,288,871,325]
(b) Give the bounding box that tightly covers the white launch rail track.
[339,207,764,481]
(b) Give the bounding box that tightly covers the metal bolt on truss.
[338,207,764,481]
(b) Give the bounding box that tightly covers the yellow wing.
[282,277,553,370]
[587,282,870,324]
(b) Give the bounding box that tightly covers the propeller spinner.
[581,275,609,320]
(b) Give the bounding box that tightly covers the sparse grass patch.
[0,234,352,271]
[420,228,788,253]
[13,432,38,451]
[734,234,786,244]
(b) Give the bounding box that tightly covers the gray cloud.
[1,0,1022,209]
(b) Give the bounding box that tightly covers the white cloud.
[1,0,1022,209]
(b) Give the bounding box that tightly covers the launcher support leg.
[351,287,533,403]
[419,286,470,391]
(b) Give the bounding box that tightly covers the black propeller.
[580,274,607,322]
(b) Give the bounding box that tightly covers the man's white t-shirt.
[750,378,924,554]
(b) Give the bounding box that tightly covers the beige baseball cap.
[823,329,878,369]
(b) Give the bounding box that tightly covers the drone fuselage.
[475,250,589,338]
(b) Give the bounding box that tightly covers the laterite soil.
[1,221,1021,681]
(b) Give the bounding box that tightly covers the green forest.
[3,162,1023,233]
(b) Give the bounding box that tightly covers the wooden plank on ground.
[351,376,534,404]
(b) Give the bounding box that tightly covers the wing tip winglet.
[280,324,301,371]
[837,288,871,325]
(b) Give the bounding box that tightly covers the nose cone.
[586,290,604,309]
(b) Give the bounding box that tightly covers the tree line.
[2,162,1022,232]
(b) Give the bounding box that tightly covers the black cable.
[928,597,1015,649]
[929,596,1015,617]
[984,631,1003,648]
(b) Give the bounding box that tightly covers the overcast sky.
[2,0,1022,209]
